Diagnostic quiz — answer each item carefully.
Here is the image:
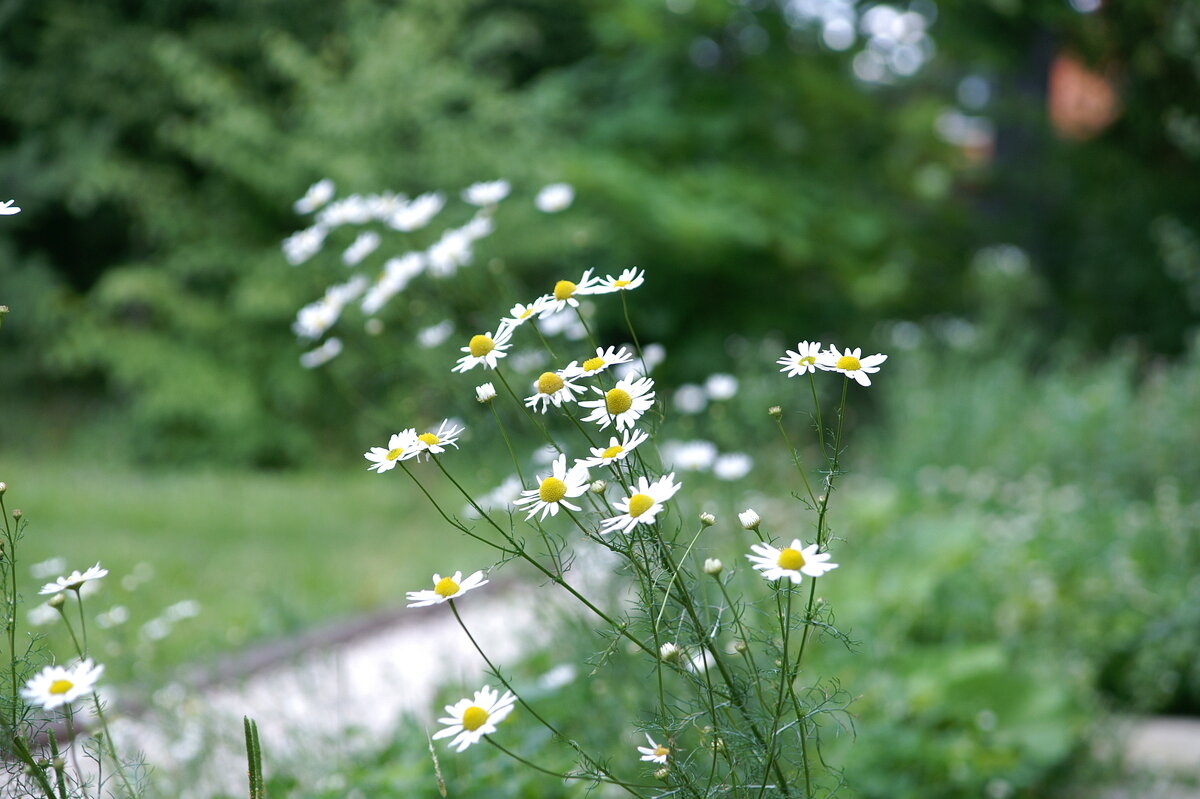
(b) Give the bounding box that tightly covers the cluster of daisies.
[20,563,110,711]
[284,178,578,368]
[363,420,464,472]
[777,341,887,387]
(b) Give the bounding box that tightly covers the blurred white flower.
[282,225,328,266]
[673,384,708,414]
[40,563,108,595]
[299,337,343,369]
[637,734,670,764]
[361,252,425,315]
[22,660,103,709]
[662,439,717,471]
[535,182,574,213]
[293,179,335,214]
[26,603,59,627]
[704,373,739,400]
[462,180,511,207]
[342,231,381,266]
[30,557,67,579]
[418,320,454,349]
[713,453,753,481]
[388,192,445,232]
[317,194,372,227]
[1,199,21,215]
[95,605,130,629]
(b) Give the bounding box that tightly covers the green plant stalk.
[484,737,659,792]
[572,306,601,353]
[448,602,648,799]
[1,494,18,733]
[430,457,657,658]
[619,292,648,378]
[11,734,58,799]
[493,368,563,454]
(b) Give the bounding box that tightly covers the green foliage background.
[2,0,1198,464]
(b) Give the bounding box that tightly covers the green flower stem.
[73,589,88,657]
[808,372,827,463]
[620,291,648,377]
[449,602,649,799]
[493,368,562,454]
[757,585,795,799]
[573,306,601,353]
[488,402,526,486]
[773,417,818,509]
[1,494,19,733]
[431,458,656,659]
[90,693,137,799]
[398,463,512,555]
[532,323,559,365]
[11,735,58,799]
[654,523,706,630]
[483,737,658,793]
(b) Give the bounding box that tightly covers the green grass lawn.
[0,454,494,682]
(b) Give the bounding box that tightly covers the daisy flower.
[21,660,104,710]
[1,199,23,216]
[363,429,421,473]
[539,269,604,315]
[406,570,488,608]
[738,509,761,530]
[535,183,574,213]
[512,455,589,520]
[40,564,108,595]
[637,734,670,764]
[575,429,649,468]
[524,370,587,412]
[777,341,823,377]
[578,376,656,431]
[565,345,633,379]
[293,179,334,215]
[818,345,888,386]
[746,539,838,585]
[498,297,551,334]
[475,383,497,403]
[462,180,511,207]
[452,327,514,373]
[387,192,446,232]
[600,473,682,535]
[432,685,517,752]
[597,266,645,293]
[414,420,464,461]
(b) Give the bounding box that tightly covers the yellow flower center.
[48,679,74,695]
[606,388,633,415]
[386,447,405,461]
[798,355,816,366]
[469,335,495,357]
[434,577,460,597]
[614,279,631,287]
[835,355,861,371]
[419,433,440,446]
[537,372,565,395]
[554,280,577,300]
[461,705,490,732]
[539,477,568,503]
[628,493,655,517]
[601,445,624,459]
[519,307,535,319]
[654,745,670,758]
[777,548,805,571]
[582,356,606,372]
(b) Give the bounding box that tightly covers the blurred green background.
[1,0,1199,797]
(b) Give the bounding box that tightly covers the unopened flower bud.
[698,511,716,527]
[590,480,607,494]
[0,481,7,495]
[703,558,723,576]
[733,640,748,654]
[51,757,65,771]
[768,405,782,419]
[11,509,21,520]
[48,593,67,609]
[738,509,760,531]
[659,642,681,662]
[475,383,497,403]
[654,767,670,781]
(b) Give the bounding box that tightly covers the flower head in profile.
[600,473,682,535]
[475,383,497,403]
[565,346,633,379]
[524,370,587,413]
[540,269,603,315]
[406,570,488,608]
[818,345,887,386]
[364,429,421,473]
[388,192,446,232]
[738,509,761,531]
[452,327,514,373]
[598,267,645,293]
[498,297,551,335]
[578,376,656,431]
[535,183,574,213]
[293,179,334,215]
[21,660,104,710]
[433,685,517,752]
[40,564,108,595]
[414,420,464,461]
[575,429,649,469]
[513,455,589,520]
[746,540,838,584]
[777,341,823,377]
[462,180,511,207]
[637,734,670,764]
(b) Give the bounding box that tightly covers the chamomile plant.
[361,261,889,798]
